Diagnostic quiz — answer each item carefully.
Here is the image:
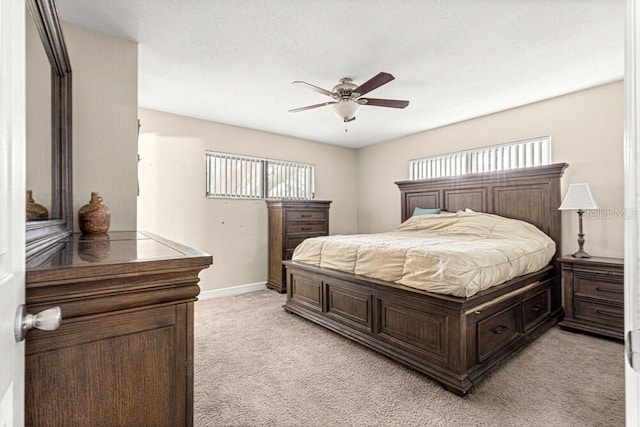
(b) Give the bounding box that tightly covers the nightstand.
[558,256,624,340]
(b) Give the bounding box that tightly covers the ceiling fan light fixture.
[290,72,409,124]
[332,100,359,122]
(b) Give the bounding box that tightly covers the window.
[206,151,315,200]
[409,136,551,180]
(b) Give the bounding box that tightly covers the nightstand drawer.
[286,210,327,222]
[574,277,624,303]
[574,299,624,327]
[286,222,327,234]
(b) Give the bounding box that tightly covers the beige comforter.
[291,212,555,297]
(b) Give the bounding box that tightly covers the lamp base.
[572,225,591,258]
[571,249,591,258]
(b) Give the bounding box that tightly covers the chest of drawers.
[266,199,331,293]
[558,256,624,340]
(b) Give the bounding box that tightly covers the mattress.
[291,211,555,297]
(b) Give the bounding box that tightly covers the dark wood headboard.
[395,163,568,260]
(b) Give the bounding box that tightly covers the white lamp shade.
[332,100,359,121]
[558,183,600,210]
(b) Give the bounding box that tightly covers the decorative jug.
[26,190,48,221]
[78,192,111,234]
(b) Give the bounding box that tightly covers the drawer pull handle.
[596,309,624,319]
[492,325,509,335]
[300,214,312,218]
[596,287,623,294]
[530,303,544,312]
[300,227,312,231]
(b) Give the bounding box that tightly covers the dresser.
[558,256,624,340]
[25,231,212,426]
[266,199,331,293]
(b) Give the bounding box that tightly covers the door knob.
[14,304,62,342]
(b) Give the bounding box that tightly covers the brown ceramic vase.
[26,190,49,221]
[78,192,111,234]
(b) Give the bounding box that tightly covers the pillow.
[412,207,441,216]
[456,208,476,213]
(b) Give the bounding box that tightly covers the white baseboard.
[198,282,267,300]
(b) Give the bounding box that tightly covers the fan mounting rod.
[333,78,358,98]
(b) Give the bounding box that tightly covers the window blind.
[206,151,314,200]
[409,136,551,180]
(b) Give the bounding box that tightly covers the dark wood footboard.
[283,261,561,395]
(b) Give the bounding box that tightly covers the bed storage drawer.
[522,287,551,331]
[477,304,520,362]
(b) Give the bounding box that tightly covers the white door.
[626,1,640,425]
[0,0,26,425]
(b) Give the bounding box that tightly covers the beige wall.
[33,19,623,289]
[138,82,623,292]
[357,81,624,258]
[137,108,358,291]
[63,22,138,231]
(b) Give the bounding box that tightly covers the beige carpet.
[194,290,624,426]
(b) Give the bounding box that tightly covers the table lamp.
[558,183,599,258]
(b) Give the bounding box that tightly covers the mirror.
[26,10,52,220]
[25,0,73,261]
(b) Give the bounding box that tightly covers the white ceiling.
[55,0,624,149]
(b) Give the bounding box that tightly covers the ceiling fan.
[289,72,410,123]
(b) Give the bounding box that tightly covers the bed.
[282,163,568,395]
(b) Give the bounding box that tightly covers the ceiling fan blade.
[292,81,336,98]
[359,98,409,109]
[289,101,336,113]
[352,72,395,97]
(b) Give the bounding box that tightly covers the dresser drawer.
[286,222,327,234]
[477,304,520,362]
[574,299,624,327]
[285,249,294,260]
[286,235,311,251]
[574,276,624,303]
[286,210,327,222]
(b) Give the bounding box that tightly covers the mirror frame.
[25,0,72,261]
